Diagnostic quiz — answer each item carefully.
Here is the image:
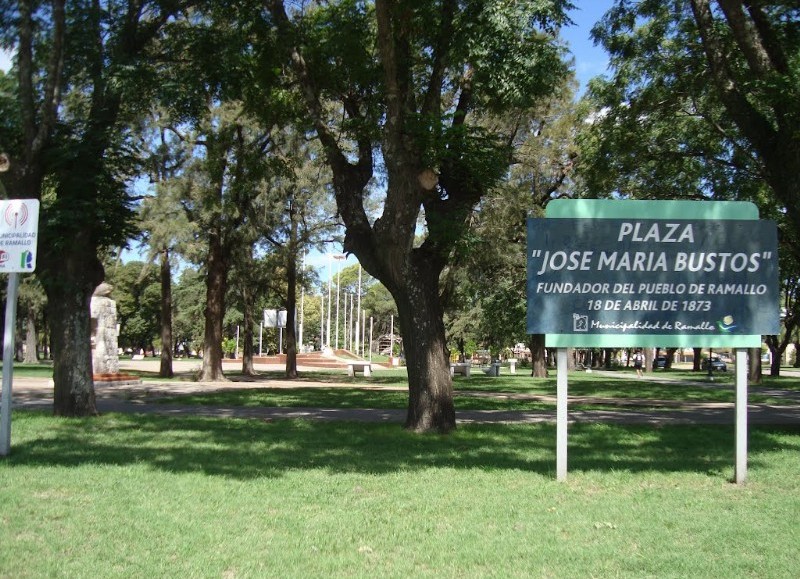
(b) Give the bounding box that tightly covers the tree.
[178,103,279,381]
[764,251,800,377]
[0,1,195,416]
[583,0,799,255]
[105,260,161,354]
[267,0,572,432]
[136,112,197,377]
[172,268,206,356]
[18,275,47,363]
[581,2,798,381]
[445,87,580,377]
[255,135,341,378]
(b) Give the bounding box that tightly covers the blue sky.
[564,0,614,93]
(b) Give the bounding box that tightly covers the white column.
[335,259,341,350]
[319,294,324,351]
[299,252,305,350]
[557,348,568,481]
[361,309,366,358]
[349,292,354,351]
[355,266,362,356]
[369,316,373,362]
[326,255,333,348]
[735,348,748,484]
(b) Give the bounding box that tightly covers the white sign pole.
[1,273,20,456]
[556,348,568,481]
[735,348,748,484]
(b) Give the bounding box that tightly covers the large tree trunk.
[23,314,38,363]
[392,258,455,433]
[644,348,654,373]
[692,347,703,371]
[747,347,761,384]
[198,231,227,381]
[40,245,103,417]
[159,248,174,378]
[528,333,547,377]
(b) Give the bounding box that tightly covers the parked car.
[702,356,727,372]
[654,356,668,369]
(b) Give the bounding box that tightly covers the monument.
[90,282,140,385]
[91,282,119,375]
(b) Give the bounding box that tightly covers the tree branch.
[689,0,776,154]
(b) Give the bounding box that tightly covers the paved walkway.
[7,362,800,426]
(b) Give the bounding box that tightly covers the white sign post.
[0,199,40,456]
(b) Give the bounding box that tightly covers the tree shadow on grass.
[6,412,799,481]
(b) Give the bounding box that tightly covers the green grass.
[1,412,798,577]
[152,369,800,410]
[155,386,560,412]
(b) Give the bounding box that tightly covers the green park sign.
[527,200,780,348]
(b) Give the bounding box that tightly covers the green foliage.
[106,260,161,351]
[456,0,573,112]
[444,87,579,354]
[578,0,800,207]
[172,268,206,354]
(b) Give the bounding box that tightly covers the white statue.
[91,282,119,375]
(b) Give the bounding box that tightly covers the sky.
[0,1,615,278]
[563,0,614,93]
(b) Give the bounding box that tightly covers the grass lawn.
[154,369,800,410]
[1,412,798,577]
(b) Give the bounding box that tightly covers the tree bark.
[528,333,548,378]
[41,245,102,416]
[241,283,256,376]
[747,346,761,383]
[392,258,455,433]
[692,347,703,371]
[159,248,174,378]
[198,230,227,381]
[644,348,654,373]
[23,314,38,363]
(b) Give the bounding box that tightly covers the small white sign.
[264,309,287,328]
[0,199,39,272]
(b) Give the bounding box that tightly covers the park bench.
[347,361,372,377]
[450,362,471,377]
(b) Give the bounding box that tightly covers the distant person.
[633,349,644,378]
